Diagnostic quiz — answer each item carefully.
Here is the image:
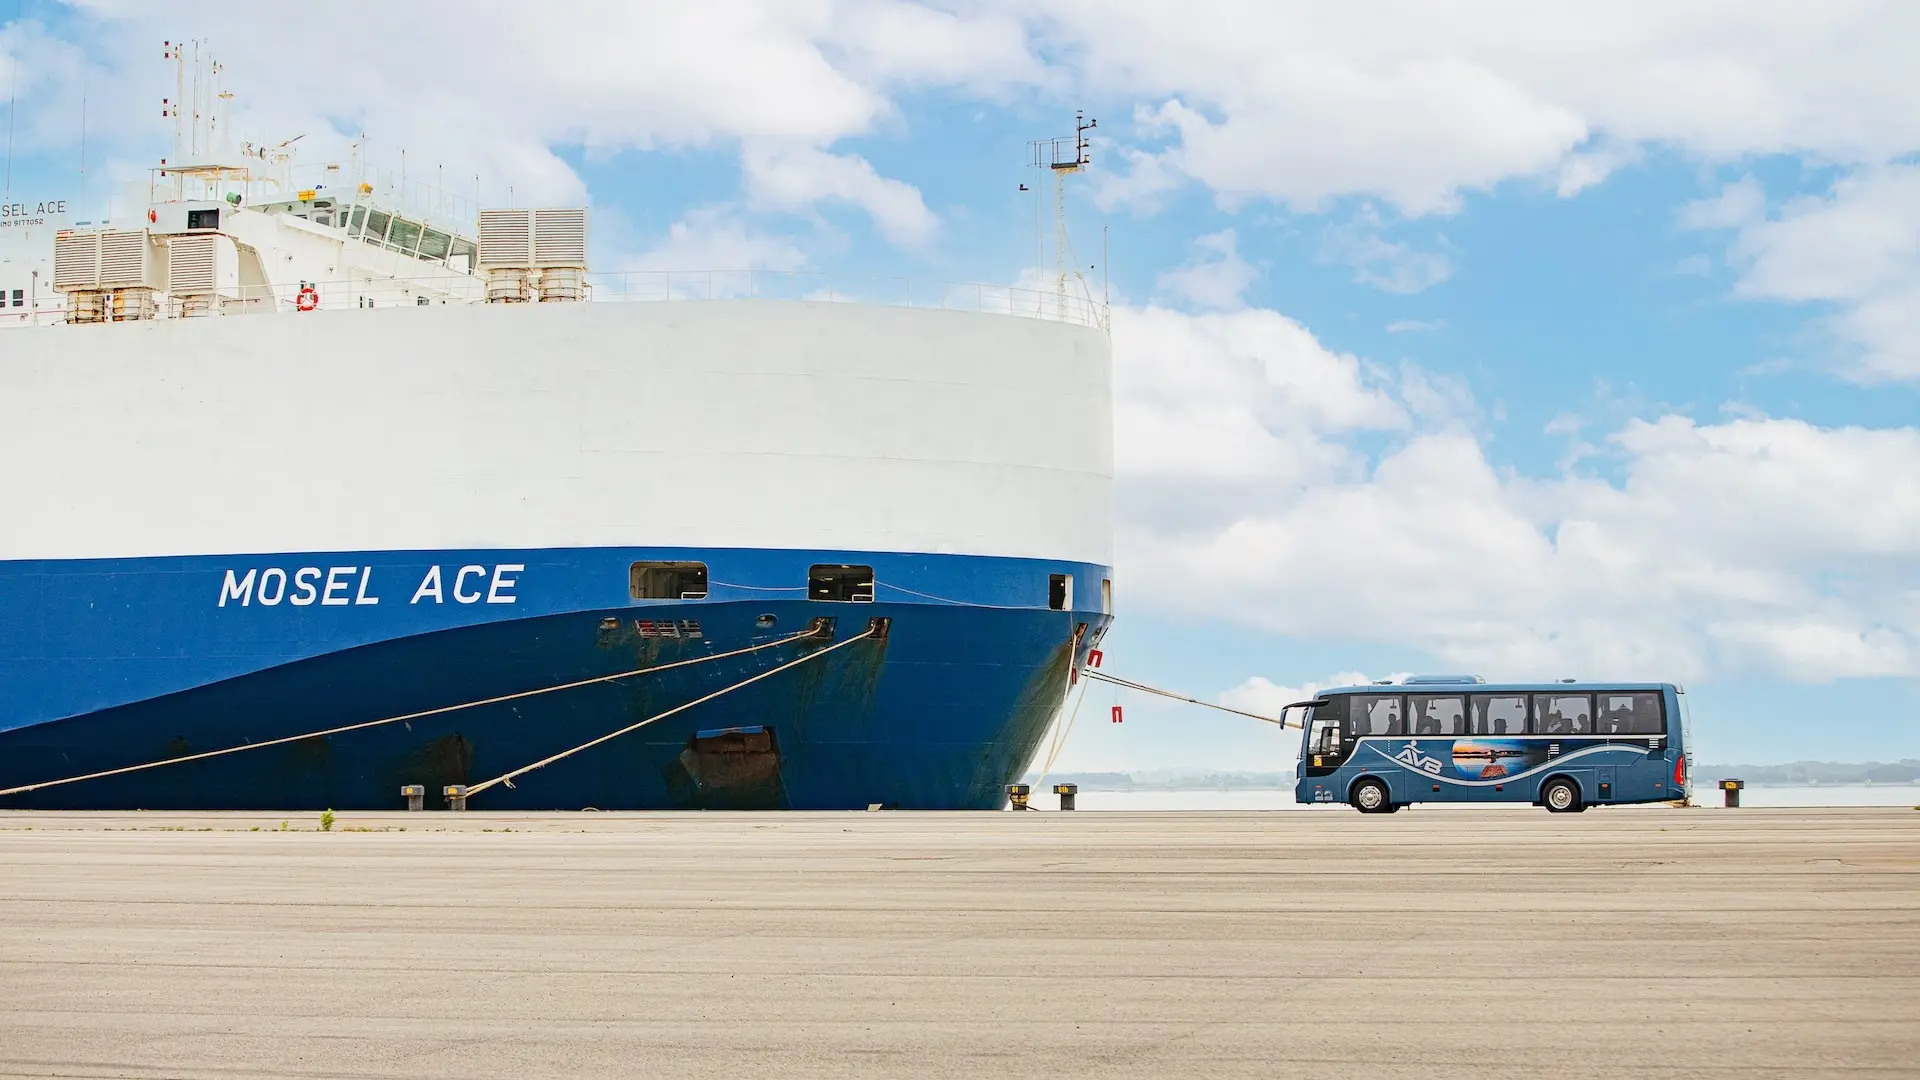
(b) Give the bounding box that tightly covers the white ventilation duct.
[53,229,167,323]
[167,232,241,317]
[478,207,589,303]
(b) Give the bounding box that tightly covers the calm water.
[1041,786,1920,811]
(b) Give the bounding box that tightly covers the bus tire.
[1542,777,1581,813]
[1351,778,1391,814]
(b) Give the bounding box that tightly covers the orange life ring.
[295,286,319,312]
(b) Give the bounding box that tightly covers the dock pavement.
[1,805,1915,1079]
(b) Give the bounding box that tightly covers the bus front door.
[1299,715,1351,803]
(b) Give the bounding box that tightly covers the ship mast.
[1027,111,1096,319]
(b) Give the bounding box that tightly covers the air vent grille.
[168,233,217,294]
[477,207,588,268]
[531,208,588,267]
[477,209,532,267]
[98,232,151,288]
[53,233,100,289]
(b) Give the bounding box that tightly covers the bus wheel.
[1351,778,1390,814]
[1542,777,1581,813]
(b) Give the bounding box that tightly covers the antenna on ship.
[1027,110,1097,319]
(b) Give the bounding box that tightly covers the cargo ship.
[0,48,1112,810]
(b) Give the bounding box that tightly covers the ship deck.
[2,806,1915,1079]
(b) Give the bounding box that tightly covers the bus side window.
[1471,694,1527,736]
[1346,694,1404,738]
[1599,692,1664,735]
[1532,694,1593,735]
[1409,695,1465,736]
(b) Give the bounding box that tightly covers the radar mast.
[1027,111,1097,319]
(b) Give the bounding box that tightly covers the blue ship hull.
[0,547,1110,810]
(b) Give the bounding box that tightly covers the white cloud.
[1114,305,1920,684]
[825,0,1044,92]
[740,144,937,247]
[1115,60,1587,216]
[1021,2,1920,216]
[1701,165,1920,382]
[1153,229,1257,309]
[1555,140,1642,197]
[1385,319,1444,334]
[1219,672,1376,719]
[1091,132,1187,214]
[1318,206,1453,294]
[30,1,992,242]
[610,207,808,274]
[1680,176,1766,231]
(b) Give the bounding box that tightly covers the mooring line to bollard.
[464,626,880,799]
[0,628,824,798]
[1036,676,1092,784]
[1079,670,1301,728]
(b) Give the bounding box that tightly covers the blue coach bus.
[1292,676,1692,813]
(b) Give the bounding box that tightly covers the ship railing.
[584,270,1111,330]
[3,271,1110,331]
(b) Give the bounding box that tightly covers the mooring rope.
[0,627,823,798]
[464,625,879,798]
[1080,670,1301,728]
[1036,676,1092,783]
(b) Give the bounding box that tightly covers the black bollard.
[443,784,469,811]
[1054,783,1078,811]
[1720,779,1744,808]
[1006,783,1031,811]
[401,784,424,812]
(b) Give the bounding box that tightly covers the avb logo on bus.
[1392,744,1447,775]
[217,564,524,608]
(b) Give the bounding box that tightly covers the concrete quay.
[1,806,1915,1079]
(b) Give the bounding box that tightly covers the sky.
[3,1,1917,769]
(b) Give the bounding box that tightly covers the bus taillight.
[1673,754,1686,787]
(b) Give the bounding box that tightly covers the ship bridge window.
[363,210,392,245]
[186,208,219,230]
[347,207,369,238]
[417,228,452,263]
[386,218,422,256]
[449,237,475,271]
[630,561,709,600]
[809,564,874,603]
[1048,574,1072,611]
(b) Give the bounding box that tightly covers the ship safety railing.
[586,270,1111,330]
[12,270,1110,331]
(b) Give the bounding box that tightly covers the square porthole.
[1048,574,1072,611]
[630,561,708,600]
[809,564,874,603]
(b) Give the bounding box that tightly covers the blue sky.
[5,1,1918,768]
